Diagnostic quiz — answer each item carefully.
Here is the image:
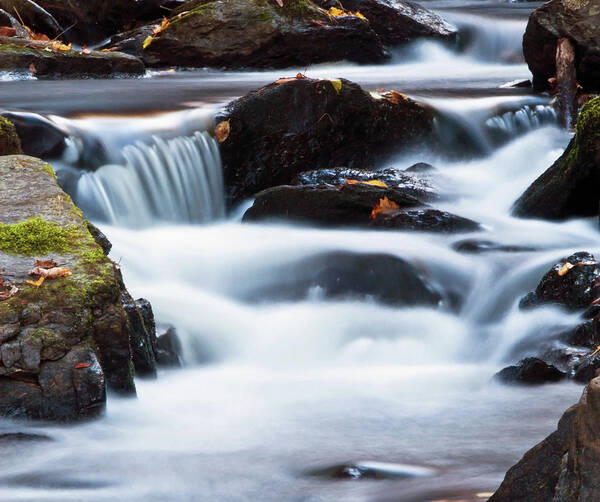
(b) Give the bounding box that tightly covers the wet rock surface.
[495,357,566,385]
[512,98,600,220]
[217,77,434,204]
[523,0,600,91]
[452,239,535,254]
[156,327,182,367]
[0,156,137,420]
[1,112,65,159]
[0,116,21,156]
[371,208,480,233]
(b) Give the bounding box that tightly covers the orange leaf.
[34,259,58,269]
[346,179,388,188]
[370,197,399,219]
[74,363,91,369]
[274,77,296,85]
[152,17,170,36]
[215,120,230,143]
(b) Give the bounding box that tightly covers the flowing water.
[0,1,591,501]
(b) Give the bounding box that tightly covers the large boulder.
[519,252,600,311]
[218,77,434,204]
[0,156,136,420]
[512,97,600,220]
[338,0,456,46]
[492,377,600,501]
[494,357,566,385]
[110,0,386,68]
[523,0,600,91]
[0,39,145,77]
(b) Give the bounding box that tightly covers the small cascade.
[485,105,559,142]
[74,131,224,226]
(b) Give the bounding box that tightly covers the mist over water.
[0,2,590,501]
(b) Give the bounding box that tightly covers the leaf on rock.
[274,77,297,84]
[34,259,58,269]
[49,41,72,52]
[370,197,399,219]
[101,47,118,53]
[74,363,91,369]
[215,120,230,143]
[0,279,18,301]
[328,7,366,19]
[80,45,92,55]
[0,26,16,37]
[557,261,596,276]
[376,89,408,105]
[28,63,37,74]
[27,265,72,288]
[153,17,170,36]
[346,179,388,188]
[328,79,342,94]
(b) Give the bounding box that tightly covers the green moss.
[575,97,600,156]
[42,163,57,180]
[0,116,21,155]
[0,217,74,255]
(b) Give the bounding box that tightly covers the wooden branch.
[555,37,578,129]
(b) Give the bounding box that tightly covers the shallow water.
[0,1,590,501]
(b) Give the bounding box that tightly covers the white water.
[0,2,591,501]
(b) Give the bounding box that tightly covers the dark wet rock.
[519,252,600,311]
[0,40,145,77]
[217,77,434,204]
[489,403,578,502]
[86,222,112,256]
[370,208,480,233]
[335,0,456,46]
[1,112,66,159]
[242,251,442,307]
[243,183,421,226]
[495,357,566,385]
[513,97,600,220]
[452,239,535,254]
[121,295,157,378]
[572,355,600,383]
[563,318,600,349]
[0,432,52,443]
[523,0,600,91]
[111,0,387,69]
[0,156,137,420]
[0,0,62,38]
[293,166,438,201]
[0,116,22,156]
[307,460,435,480]
[404,162,436,173]
[156,327,182,368]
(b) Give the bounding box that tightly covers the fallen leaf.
[215,120,230,143]
[275,0,283,6]
[80,45,92,55]
[370,196,399,219]
[274,77,296,84]
[74,363,91,369]
[346,179,388,188]
[557,260,596,276]
[50,41,71,51]
[101,46,118,52]
[296,73,305,79]
[0,26,16,37]
[143,35,153,49]
[328,7,366,19]
[34,259,58,269]
[152,17,170,36]
[0,281,18,301]
[328,78,342,94]
[28,63,37,74]
[310,19,328,27]
[29,266,71,279]
[26,276,45,288]
[376,89,408,105]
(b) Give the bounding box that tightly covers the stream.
[0,1,591,501]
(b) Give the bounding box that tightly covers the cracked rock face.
[0,155,136,421]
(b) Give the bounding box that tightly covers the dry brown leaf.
[101,47,118,53]
[152,17,170,36]
[274,77,296,85]
[28,63,37,74]
[29,266,71,279]
[215,120,230,143]
[370,197,399,219]
[0,278,18,301]
[34,259,58,269]
[557,260,596,276]
[0,26,16,37]
[346,179,388,188]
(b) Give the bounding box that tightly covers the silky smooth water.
[0,1,589,501]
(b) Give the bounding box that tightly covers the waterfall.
[74,131,225,226]
[485,105,558,141]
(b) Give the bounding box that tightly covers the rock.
[370,208,480,233]
[337,0,456,45]
[489,404,578,502]
[572,355,600,383]
[494,357,566,385]
[512,97,600,220]
[404,162,436,173]
[86,222,112,256]
[0,116,22,156]
[293,166,438,202]
[217,77,434,204]
[523,0,600,91]
[243,183,421,226]
[0,40,145,77]
[240,251,443,307]
[1,112,66,159]
[156,327,182,367]
[519,252,600,311]
[0,432,52,443]
[121,294,157,378]
[0,156,137,420]
[452,239,535,254]
[111,0,387,69]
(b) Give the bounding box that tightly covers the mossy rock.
[0,117,21,156]
[512,97,600,220]
[0,156,135,421]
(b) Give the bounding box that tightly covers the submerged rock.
[371,208,480,233]
[513,97,600,220]
[239,251,443,307]
[121,295,157,378]
[452,239,535,254]
[523,0,600,91]
[111,0,386,68]
[217,77,434,204]
[0,156,137,420]
[307,460,435,480]
[519,252,600,311]
[156,327,182,367]
[495,357,566,385]
[0,41,145,77]
[337,0,456,45]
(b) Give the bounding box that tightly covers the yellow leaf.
[328,78,342,94]
[557,262,574,276]
[143,36,154,49]
[328,7,366,19]
[346,179,388,188]
[26,276,45,288]
[50,41,71,51]
[215,120,230,143]
[370,197,399,219]
[153,17,170,35]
